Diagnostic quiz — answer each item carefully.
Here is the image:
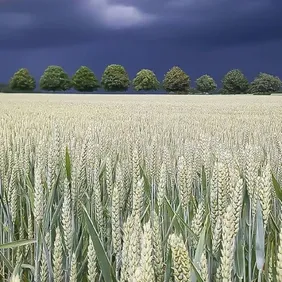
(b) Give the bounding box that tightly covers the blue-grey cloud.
[0,0,282,50]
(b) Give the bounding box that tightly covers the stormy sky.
[0,0,282,87]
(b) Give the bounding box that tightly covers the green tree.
[221,69,249,94]
[249,73,281,95]
[40,65,71,92]
[217,88,229,95]
[101,64,130,92]
[195,74,217,94]
[163,66,190,94]
[0,83,11,92]
[132,69,159,91]
[9,68,36,92]
[188,87,201,95]
[72,66,99,92]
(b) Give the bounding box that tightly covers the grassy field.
[0,93,282,282]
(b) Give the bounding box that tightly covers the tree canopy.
[222,69,249,94]
[195,75,217,94]
[132,69,160,91]
[1,64,282,95]
[72,66,99,92]
[101,64,130,92]
[163,66,190,94]
[9,68,36,92]
[40,65,71,92]
[249,73,281,95]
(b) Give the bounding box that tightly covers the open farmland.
[1,93,282,281]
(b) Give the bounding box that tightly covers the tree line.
[1,65,281,95]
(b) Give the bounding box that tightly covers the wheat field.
[1,93,282,282]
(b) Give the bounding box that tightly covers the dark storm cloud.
[150,0,282,48]
[0,0,282,50]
